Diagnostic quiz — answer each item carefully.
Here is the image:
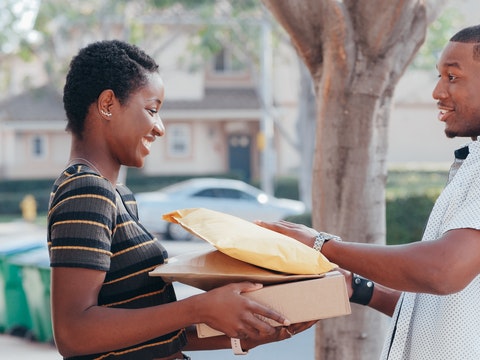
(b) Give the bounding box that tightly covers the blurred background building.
[0,0,477,183]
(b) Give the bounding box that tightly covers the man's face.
[433,41,480,139]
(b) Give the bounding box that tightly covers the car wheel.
[167,223,194,241]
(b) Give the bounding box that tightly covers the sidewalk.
[0,334,61,359]
[0,328,314,360]
[0,219,45,235]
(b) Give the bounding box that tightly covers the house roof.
[0,86,261,123]
[161,87,262,110]
[0,85,65,122]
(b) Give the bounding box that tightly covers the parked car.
[135,177,306,240]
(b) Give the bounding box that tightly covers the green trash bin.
[16,247,53,343]
[0,236,45,335]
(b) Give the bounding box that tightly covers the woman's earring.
[100,109,112,117]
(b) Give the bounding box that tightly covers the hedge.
[285,193,438,246]
[0,171,442,246]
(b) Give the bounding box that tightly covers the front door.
[228,134,251,182]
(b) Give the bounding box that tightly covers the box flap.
[150,247,323,291]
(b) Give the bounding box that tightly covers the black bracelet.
[349,274,374,305]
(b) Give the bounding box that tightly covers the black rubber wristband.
[349,274,374,305]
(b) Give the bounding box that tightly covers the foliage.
[0,0,39,55]
[0,170,448,246]
[385,169,447,199]
[0,177,53,216]
[285,193,438,246]
[1,0,280,96]
[0,172,243,216]
[386,193,437,245]
[410,6,464,70]
[150,0,216,8]
[149,0,270,70]
[273,176,300,200]
[285,169,448,245]
[384,170,446,244]
[149,0,258,13]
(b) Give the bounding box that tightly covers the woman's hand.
[195,282,291,339]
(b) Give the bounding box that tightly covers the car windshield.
[193,188,256,200]
[157,179,267,203]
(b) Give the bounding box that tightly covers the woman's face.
[107,73,166,168]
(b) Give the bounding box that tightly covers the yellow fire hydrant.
[20,194,37,222]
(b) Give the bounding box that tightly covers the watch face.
[314,232,341,252]
[313,234,326,252]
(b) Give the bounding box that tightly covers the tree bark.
[261,0,446,358]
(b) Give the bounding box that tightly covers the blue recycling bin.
[0,236,45,334]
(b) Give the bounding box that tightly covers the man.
[257,25,480,359]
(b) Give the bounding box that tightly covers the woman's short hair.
[63,40,159,137]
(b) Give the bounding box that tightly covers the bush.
[0,178,54,216]
[386,194,437,245]
[284,194,438,246]
[284,212,312,226]
[274,177,300,200]
[0,170,442,242]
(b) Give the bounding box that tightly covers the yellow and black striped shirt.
[48,164,186,359]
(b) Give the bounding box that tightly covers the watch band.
[350,273,374,305]
[313,231,342,253]
[231,338,248,355]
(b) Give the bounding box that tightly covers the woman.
[48,40,313,360]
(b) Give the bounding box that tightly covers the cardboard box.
[150,248,351,338]
[149,247,323,291]
[195,271,351,338]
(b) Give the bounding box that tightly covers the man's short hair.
[450,25,480,61]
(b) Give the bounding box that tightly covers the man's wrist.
[313,231,342,253]
[349,274,374,305]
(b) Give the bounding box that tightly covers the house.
[0,85,67,179]
[0,15,305,184]
[0,54,469,184]
[0,6,473,183]
[0,52,300,183]
[0,83,268,182]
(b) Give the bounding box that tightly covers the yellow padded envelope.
[163,208,335,275]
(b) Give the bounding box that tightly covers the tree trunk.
[312,64,393,358]
[261,0,446,358]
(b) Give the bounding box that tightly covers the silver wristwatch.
[313,231,342,253]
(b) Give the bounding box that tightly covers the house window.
[31,134,47,159]
[213,47,246,73]
[167,124,191,158]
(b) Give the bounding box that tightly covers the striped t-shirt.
[48,164,186,359]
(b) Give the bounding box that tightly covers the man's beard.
[445,129,457,138]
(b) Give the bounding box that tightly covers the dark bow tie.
[454,146,469,160]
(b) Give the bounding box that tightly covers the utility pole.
[259,17,275,195]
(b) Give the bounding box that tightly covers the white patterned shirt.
[380,139,480,360]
